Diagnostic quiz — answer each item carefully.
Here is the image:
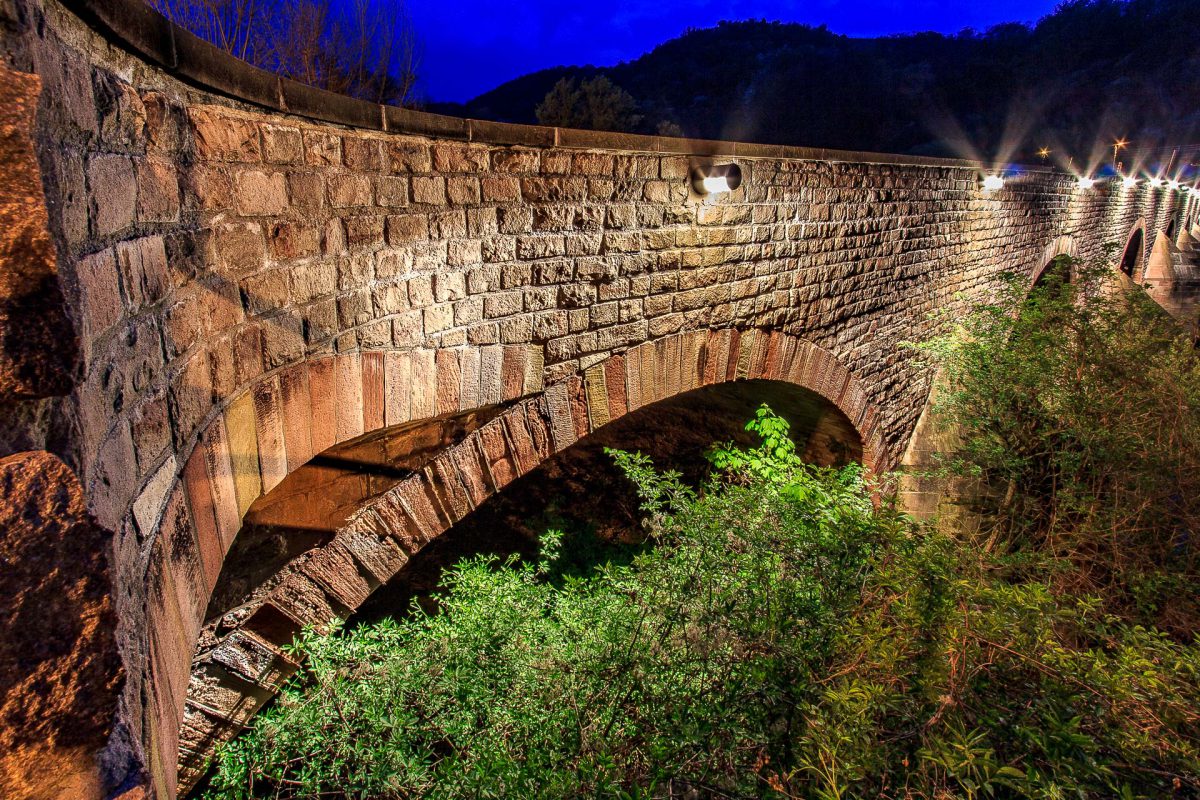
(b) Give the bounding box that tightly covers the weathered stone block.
[88,154,137,237]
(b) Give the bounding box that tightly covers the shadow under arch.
[352,376,863,626]
[1120,221,1147,279]
[173,328,889,792]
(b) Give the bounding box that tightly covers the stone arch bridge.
[0,1,1197,798]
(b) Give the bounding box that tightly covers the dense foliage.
[920,255,1200,636]
[205,387,1200,797]
[445,0,1200,159]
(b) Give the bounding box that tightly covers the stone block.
[136,156,180,222]
[261,124,303,164]
[234,169,288,216]
[88,154,137,237]
[328,173,374,208]
[189,107,261,162]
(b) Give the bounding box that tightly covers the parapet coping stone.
[62,0,1055,173]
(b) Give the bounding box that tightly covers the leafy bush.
[204,404,1200,798]
[919,255,1200,634]
[204,409,894,798]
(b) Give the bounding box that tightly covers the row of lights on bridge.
[686,159,1196,198]
[981,173,1198,193]
[983,138,1199,194]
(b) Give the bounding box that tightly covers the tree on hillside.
[535,76,642,132]
[149,0,420,105]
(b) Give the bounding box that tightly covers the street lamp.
[1112,138,1129,169]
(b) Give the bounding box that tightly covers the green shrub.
[204,409,896,799]
[204,402,1200,799]
[918,255,1200,633]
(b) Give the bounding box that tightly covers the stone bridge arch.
[168,328,886,791]
[1030,235,1079,287]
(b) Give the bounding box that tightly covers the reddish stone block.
[425,456,471,523]
[788,339,814,385]
[385,140,432,172]
[432,143,489,173]
[234,169,288,216]
[182,447,222,592]
[89,421,137,532]
[400,474,450,538]
[363,494,424,554]
[450,437,492,505]
[477,418,518,488]
[116,235,170,313]
[260,124,302,164]
[334,353,364,444]
[201,413,242,550]
[136,156,180,223]
[362,351,385,432]
[130,390,171,474]
[410,349,436,419]
[383,350,411,426]
[213,220,266,277]
[88,154,137,237]
[343,137,383,171]
[269,572,346,628]
[725,329,742,382]
[386,213,428,244]
[278,363,313,472]
[328,173,374,208]
[748,329,770,379]
[603,354,628,421]
[435,348,461,416]
[503,406,540,475]
[252,378,287,495]
[761,331,783,381]
[145,548,190,769]
[268,220,320,260]
[189,106,261,162]
[75,248,122,347]
[500,345,526,401]
[479,344,503,405]
[159,483,206,637]
[338,522,409,584]
[543,381,577,452]
[303,130,341,166]
[772,334,797,382]
[567,375,590,441]
[302,540,376,609]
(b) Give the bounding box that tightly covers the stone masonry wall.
[0,0,1192,796]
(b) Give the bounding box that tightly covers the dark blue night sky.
[410,0,1062,102]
